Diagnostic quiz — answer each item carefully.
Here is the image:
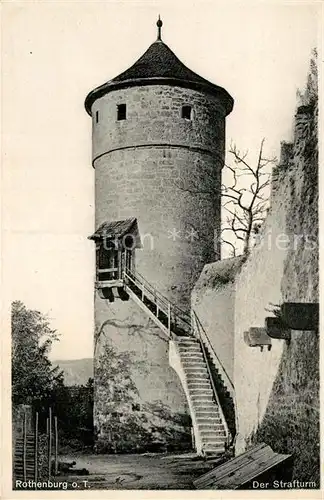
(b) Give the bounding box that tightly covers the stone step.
[184,367,208,374]
[202,438,227,447]
[181,354,204,359]
[181,353,205,360]
[185,369,209,376]
[200,429,226,437]
[179,349,202,356]
[191,397,214,404]
[195,410,221,418]
[191,392,214,398]
[202,441,226,448]
[189,389,213,396]
[196,420,223,428]
[187,376,210,383]
[182,361,206,369]
[197,422,224,430]
[186,373,209,379]
[187,380,211,387]
[195,408,221,415]
[186,376,210,383]
[201,438,226,451]
[178,339,199,345]
[182,361,205,367]
[203,445,225,456]
[203,450,225,456]
[178,342,202,352]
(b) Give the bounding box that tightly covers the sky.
[2,1,320,360]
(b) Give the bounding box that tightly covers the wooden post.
[117,249,122,279]
[23,411,27,482]
[48,408,52,481]
[141,282,145,301]
[54,416,58,476]
[191,426,195,450]
[168,303,171,336]
[34,412,39,482]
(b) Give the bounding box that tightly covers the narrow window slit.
[182,105,192,120]
[117,104,126,120]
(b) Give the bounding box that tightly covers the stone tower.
[85,19,234,449]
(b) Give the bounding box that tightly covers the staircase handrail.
[125,268,192,328]
[192,313,231,447]
[192,311,235,398]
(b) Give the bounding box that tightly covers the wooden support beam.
[168,303,171,335]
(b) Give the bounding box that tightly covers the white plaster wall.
[192,259,240,382]
[234,106,318,454]
[234,217,287,453]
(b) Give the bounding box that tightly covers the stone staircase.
[113,268,235,455]
[176,337,228,455]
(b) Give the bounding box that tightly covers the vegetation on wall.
[95,340,192,454]
[296,48,318,108]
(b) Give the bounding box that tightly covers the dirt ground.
[56,452,222,490]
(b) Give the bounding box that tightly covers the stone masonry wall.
[92,85,226,162]
[192,257,243,382]
[93,85,226,309]
[92,84,229,450]
[233,103,318,454]
[95,147,221,309]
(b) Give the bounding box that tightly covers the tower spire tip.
[156,15,163,41]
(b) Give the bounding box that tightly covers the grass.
[250,330,320,485]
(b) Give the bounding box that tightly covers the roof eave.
[85,77,234,116]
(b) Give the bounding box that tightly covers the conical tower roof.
[85,20,233,115]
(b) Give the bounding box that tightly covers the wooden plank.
[194,443,267,488]
[206,451,290,489]
[208,447,275,489]
[239,454,291,489]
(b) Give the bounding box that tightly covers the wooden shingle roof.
[85,40,234,116]
[89,218,138,241]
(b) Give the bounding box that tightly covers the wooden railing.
[122,268,236,444]
[192,311,235,398]
[192,312,231,446]
[123,268,192,337]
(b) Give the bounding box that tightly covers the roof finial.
[156,15,163,41]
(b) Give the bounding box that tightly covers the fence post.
[54,416,58,476]
[141,282,145,301]
[34,412,39,482]
[48,408,52,481]
[168,303,171,336]
[23,411,27,482]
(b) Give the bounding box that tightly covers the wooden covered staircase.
[97,268,236,456]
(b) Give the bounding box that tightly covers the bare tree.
[170,139,275,258]
[221,139,275,257]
